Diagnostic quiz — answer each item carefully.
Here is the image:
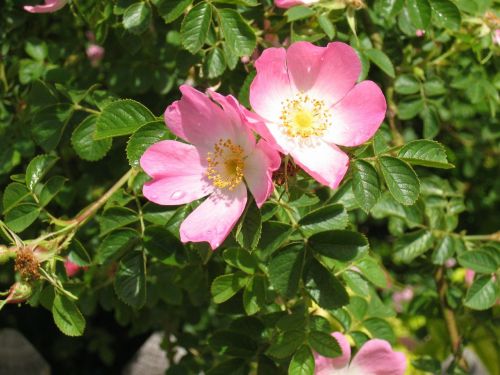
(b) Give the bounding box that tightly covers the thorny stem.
[435,267,468,371]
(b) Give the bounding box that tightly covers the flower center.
[206,139,245,191]
[280,93,330,138]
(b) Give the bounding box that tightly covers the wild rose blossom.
[249,41,386,189]
[140,85,280,250]
[392,286,414,312]
[275,0,319,9]
[314,332,406,375]
[24,0,67,13]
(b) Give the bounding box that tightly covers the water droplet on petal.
[170,191,186,200]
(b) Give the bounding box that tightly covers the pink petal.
[324,81,386,147]
[240,108,284,153]
[288,42,361,107]
[314,332,352,374]
[291,141,349,189]
[140,140,205,179]
[250,47,293,123]
[244,140,281,207]
[207,90,255,154]
[64,260,81,278]
[143,175,213,206]
[24,0,66,13]
[164,85,234,151]
[180,186,247,250]
[350,339,407,375]
[274,0,318,8]
[286,41,326,93]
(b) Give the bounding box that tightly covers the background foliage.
[0,0,499,373]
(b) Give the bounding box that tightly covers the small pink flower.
[86,44,105,67]
[392,286,414,312]
[24,0,67,13]
[493,29,500,45]
[415,29,425,37]
[249,42,386,189]
[141,85,280,250]
[444,258,456,268]
[315,332,406,375]
[64,260,82,277]
[275,0,319,9]
[465,269,475,286]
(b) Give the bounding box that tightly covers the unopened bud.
[0,245,16,264]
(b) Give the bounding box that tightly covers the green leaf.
[429,0,461,30]
[268,244,304,298]
[154,0,192,23]
[406,0,432,29]
[5,203,41,232]
[394,74,420,95]
[397,99,424,120]
[122,2,152,34]
[211,272,249,303]
[423,78,446,96]
[71,115,113,161]
[67,239,92,267]
[25,40,48,61]
[421,106,440,139]
[376,0,404,18]
[464,275,497,310]
[26,154,58,192]
[432,235,458,265]
[289,345,315,375]
[305,259,349,309]
[398,140,453,169]
[181,2,212,54]
[243,275,266,315]
[394,230,434,263]
[31,104,73,151]
[309,230,369,262]
[209,331,257,357]
[38,176,66,207]
[285,6,315,22]
[95,100,155,140]
[3,183,33,213]
[126,121,169,167]
[259,221,294,256]
[52,294,86,336]
[458,251,498,274]
[343,270,371,297]
[379,156,420,205]
[267,330,305,359]
[114,250,147,309]
[213,0,259,5]
[235,200,262,250]
[298,204,348,237]
[364,49,395,78]
[318,14,335,40]
[355,257,387,288]
[95,229,139,265]
[205,47,227,78]
[223,248,258,274]
[308,330,342,358]
[143,225,185,265]
[363,318,396,343]
[352,160,381,212]
[218,9,257,57]
[98,207,138,236]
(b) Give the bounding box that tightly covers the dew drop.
[170,191,186,200]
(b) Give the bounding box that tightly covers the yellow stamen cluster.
[207,139,245,191]
[280,93,330,139]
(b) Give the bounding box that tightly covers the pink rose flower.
[86,44,105,67]
[24,0,67,13]
[315,332,406,375]
[249,42,386,189]
[141,85,280,250]
[275,0,319,9]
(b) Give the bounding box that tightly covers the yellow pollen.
[280,93,330,138]
[207,139,245,191]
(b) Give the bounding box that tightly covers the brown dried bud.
[273,162,300,186]
[345,0,366,9]
[14,247,40,280]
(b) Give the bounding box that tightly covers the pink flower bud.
[86,44,105,67]
[64,260,82,277]
[415,29,425,37]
